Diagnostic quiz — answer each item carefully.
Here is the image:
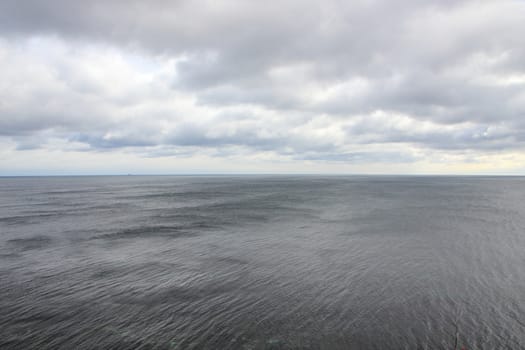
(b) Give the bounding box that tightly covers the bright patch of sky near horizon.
[1,0,525,174]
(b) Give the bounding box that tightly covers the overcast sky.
[1,0,525,175]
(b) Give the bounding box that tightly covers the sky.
[1,0,525,175]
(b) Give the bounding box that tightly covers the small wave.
[6,235,53,251]
[90,225,204,240]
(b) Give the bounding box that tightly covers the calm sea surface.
[1,176,524,349]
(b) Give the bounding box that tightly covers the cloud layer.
[1,0,525,174]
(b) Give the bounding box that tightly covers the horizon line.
[1,173,525,177]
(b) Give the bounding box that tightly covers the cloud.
[0,0,525,173]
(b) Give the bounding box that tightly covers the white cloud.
[1,0,525,174]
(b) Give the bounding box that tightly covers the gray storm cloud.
[0,0,524,168]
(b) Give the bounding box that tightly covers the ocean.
[1,175,524,349]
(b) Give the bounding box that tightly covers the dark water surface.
[1,176,525,349]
